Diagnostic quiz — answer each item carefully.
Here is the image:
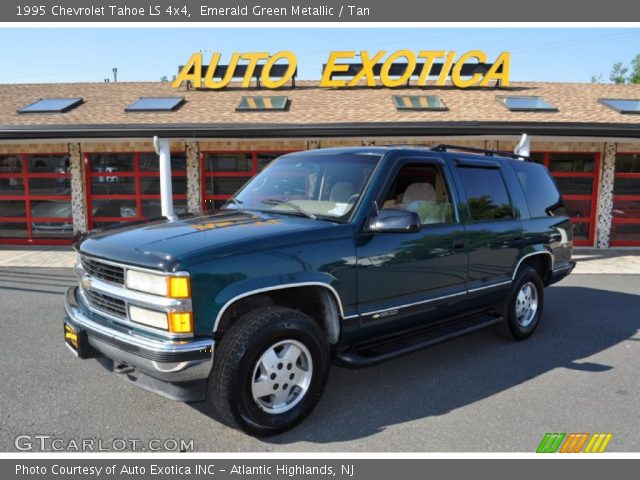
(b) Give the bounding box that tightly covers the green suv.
[64,145,575,435]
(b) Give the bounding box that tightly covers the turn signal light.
[167,276,190,299]
[169,312,193,334]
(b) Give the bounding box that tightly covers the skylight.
[392,95,448,111]
[599,99,640,114]
[125,97,185,112]
[18,98,83,113]
[498,96,558,112]
[236,96,288,111]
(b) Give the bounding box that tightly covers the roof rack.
[430,144,530,161]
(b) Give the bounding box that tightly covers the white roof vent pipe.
[153,136,176,221]
[513,133,530,160]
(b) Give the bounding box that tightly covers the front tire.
[208,307,329,436]
[497,266,545,340]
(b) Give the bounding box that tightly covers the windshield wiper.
[261,199,317,219]
[222,197,245,212]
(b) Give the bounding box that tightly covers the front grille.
[84,289,127,319]
[81,256,125,285]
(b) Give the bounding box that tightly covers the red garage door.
[532,152,600,247]
[85,152,187,230]
[201,151,292,210]
[610,153,640,246]
[0,153,72,245]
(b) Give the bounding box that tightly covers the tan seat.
[397,183,436,208]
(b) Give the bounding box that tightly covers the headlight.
[125,270,168,296]
[125,269,191,299]
[129,305,168,330]
[120,206,138,217]
[125,269,193,334]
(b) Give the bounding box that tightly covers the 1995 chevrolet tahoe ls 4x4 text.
[64,145,575,435]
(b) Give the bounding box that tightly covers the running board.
[336,314,503,368]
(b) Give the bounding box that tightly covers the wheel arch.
[213,282,345,344]
[512,250,554,284]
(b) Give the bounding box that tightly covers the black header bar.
[1,0,638,22]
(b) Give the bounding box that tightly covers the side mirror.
[368,208,421,233]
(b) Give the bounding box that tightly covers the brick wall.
[4,138,635,157]
[0,143,69,154]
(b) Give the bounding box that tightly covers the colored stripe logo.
[537,433,565,453]
[584,433,613,453]
[537,433,612,453]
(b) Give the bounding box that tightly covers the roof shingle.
[0,80,639,128]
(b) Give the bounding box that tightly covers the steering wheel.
[346,193,360,204]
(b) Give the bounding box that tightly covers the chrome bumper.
[64,287,214,401]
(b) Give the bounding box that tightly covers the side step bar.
[336,314,503,368]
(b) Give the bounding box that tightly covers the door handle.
[453,238,466,251]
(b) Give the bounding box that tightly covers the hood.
[78,210,343,271]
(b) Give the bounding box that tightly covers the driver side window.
[383,163,455,225]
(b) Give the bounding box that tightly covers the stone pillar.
[596,143,617,248]
[185,140,202,214]
[68,143,87,234]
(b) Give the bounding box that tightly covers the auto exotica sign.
[172,50,511,89]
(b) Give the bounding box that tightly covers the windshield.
[230,153,381,220]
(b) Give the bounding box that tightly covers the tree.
[600,55,640,84]
[630,54,640,84]
[610,62,629,84]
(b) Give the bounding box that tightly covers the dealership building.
[0,78,639,247]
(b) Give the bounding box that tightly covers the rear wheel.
[497,266,544,340]
[208,307,329,436]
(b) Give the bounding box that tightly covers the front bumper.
[64,287,214,401]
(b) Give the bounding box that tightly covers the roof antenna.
[513,133,530,160]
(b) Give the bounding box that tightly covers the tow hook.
[114,363,134,374]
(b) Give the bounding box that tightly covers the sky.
[0,27,638,84]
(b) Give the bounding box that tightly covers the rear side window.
[457,167,514,221]
[511,161,567,217]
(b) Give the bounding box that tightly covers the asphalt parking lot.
[0,267,638,452]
